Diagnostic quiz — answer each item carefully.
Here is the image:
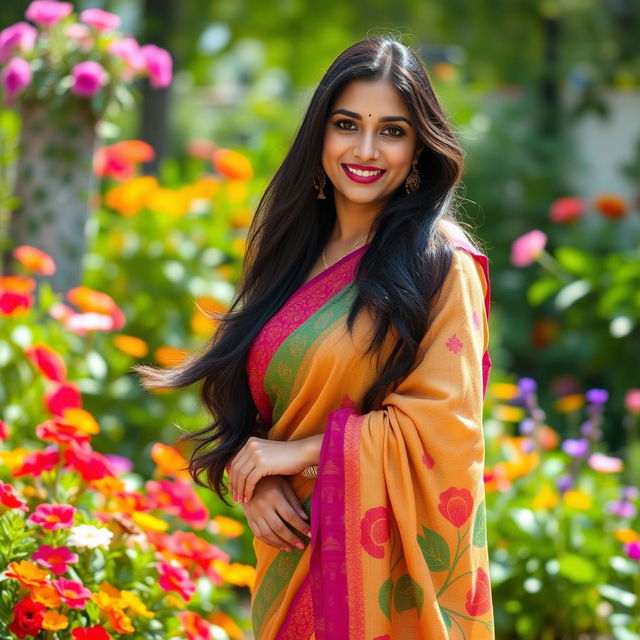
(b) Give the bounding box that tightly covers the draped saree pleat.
[246,225,495,640]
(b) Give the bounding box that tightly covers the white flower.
[67,524,114,549]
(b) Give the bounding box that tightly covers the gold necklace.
[322,234,370,269]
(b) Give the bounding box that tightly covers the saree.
[245,224,494,640]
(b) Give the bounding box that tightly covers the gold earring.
[405,160,420,194]
[314,167,327,199]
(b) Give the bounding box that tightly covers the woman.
[136,36,494,639]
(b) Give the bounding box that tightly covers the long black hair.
[133,36,483,503]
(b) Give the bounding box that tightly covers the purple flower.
[585,388,608,405]
[561,438,589,458]
[520,437,535,453]
[140,44,172,88]
[624,541,640,561]
[518,377,538,394]
[70,60,108,97]
[621,486,639,501]
[1,57,32,106]
[607,500,637,519]
[25,1,73,28]
[0,22,37,64]
[556,474,574,493]
[580,420,596,437]
[519,418,536,435]
[79,8,121,32]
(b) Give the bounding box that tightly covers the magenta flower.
[510,230,547,267]
[33,544,79,575]
[28,503,76,530]
[156,560,196,601]
[1,57,32,106]
[108,37,146,73]
[79,8,121,32]
[52,577,92,608]
[25,1,73,28]
[585,388,609,405]
[624,541,640,561]
[549,196,585,224]
[0,22,37,64]
[70,60,108,97]
[140,44,173,88]
[588,452,623,473]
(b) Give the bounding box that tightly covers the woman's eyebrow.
[330,108,412,126]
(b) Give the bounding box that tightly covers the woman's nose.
[354,132,379,160]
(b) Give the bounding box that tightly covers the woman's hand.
[227,436,318,503]
[241,475,311,551]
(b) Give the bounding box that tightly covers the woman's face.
[322,78,423,211]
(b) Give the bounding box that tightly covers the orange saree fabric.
[246,228,494,640]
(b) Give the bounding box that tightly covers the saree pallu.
[246,229,494,640]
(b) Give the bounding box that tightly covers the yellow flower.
[215,561,256,588]
[121,590,155,618]
[105,176,158,216]
[42,610,68,631]
[61,407,100,435]
[554,394,585,413]
[563,490,592,510]
[489,383,520,400]
[146,187,191,216]
[493,405,525,422]
[212,515,244,538]
[532,486,559,510]
[132,511,169,531]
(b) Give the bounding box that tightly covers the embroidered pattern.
[446,333,464,354]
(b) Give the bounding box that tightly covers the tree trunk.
[3,100,98,294]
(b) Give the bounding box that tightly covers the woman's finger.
[230,447,249,501]
[276,500,311,538]
[280,479,310,521]
[264,514,306,551]
[255,517,297,551]
[242,468,266,503]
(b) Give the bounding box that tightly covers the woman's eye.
[384,126,404,137]
[334,120,404,137]
[335,119,356,130]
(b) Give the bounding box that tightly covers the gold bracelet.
[301,465,318,479]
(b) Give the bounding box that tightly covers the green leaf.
[393,574,424,614]
[417,527,450,571]
[555,247,594,276]
[379,577,393,620]
[557,553,597,584]
[527,276,563,306]
[439,606,452,629]
[472,500,487,547]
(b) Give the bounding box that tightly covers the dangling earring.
[405,160,421,194]
[314,167,327,199]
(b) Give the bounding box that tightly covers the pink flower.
[510,230,547,268]
[52,577,92,608]
[25,1,73,28]
[140,44,172,88]
[0,481,29,512]
[0,419,9,441]
[360,506,390,558]
[625,389,640,414]
[79,8,121,31]
[624,541,640,560]
[65,312,118,334]
[156,560,196,601]
[445,333,463,354]
[0,23,37,64]
[28,503,76,530]
[549,197,585,224]
[438,487,474,528]
[70,60,108,97]
[65,23,92,51]
[588,452,623,473]
[1,57,32,106]
[108,38,146,73]
[33,544,78,575]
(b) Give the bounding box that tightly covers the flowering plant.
[0,247,252,639]
[0,1,172,116]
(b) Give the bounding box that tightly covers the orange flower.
[212,149,253,181]
[215,561,256,588]
[61,408,100,435]
[42,610,68,631]
[230,207,253,228]
[211,515,244,538]
[94,140,155,181]
[224,180,249,203]
[0,275,36,293]
[108,608,135,634]
[154,346,188,367]
[178,610,210,640]
[207,612,243,639]
[595,193,626,219]
[554,393,585,413]
[120,590,154,618]
[112,334,148,358]
[151,442,191,480]
[67,286,125,330]
[24,344,67,382]
[31,584,62,607]
[146,187,191,216]
[105,176,158,216]
[13,246,56,275]
[189,176,220,199]
[90,476,125,495]
[5,560,49,588]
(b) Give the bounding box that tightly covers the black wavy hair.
[134,36,483,503]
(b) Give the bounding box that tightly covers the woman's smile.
[341,163,387,183]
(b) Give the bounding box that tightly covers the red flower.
[12,447,60,478]
[72,626,112,640]
[36,419,91,446]
[438,487,474,528]
[0,419,8,441]
[465,567,492,616]
[0,481,29,511]
[64,443,115,481]
[94,140,155,181]
[178,610,210,640]
[0,290,33,315]
[549,196,585,223]
[595,193,626,219]
[24,344,67,382]
[360,506,390,559]
[44,382,82,417]
[8,597,45,638]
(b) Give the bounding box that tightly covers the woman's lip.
[341,164,386,184]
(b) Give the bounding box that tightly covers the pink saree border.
[246,243,371,425]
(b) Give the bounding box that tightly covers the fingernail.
[284,546,292,552]
[295,542,304,549]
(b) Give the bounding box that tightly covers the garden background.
[0,0,639,638]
